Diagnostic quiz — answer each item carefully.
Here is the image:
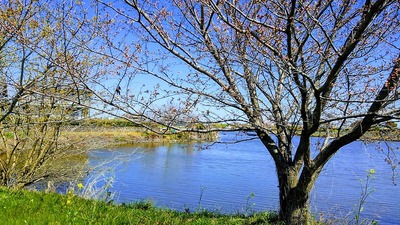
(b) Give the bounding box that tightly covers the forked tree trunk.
[277,165,319,225]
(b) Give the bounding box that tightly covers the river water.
[87,132,399,224]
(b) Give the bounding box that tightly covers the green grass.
[0,187,279,225]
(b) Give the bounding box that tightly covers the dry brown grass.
[60,127,217,150]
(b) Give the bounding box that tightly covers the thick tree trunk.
[277,166,316,225]
[280,186,311,224]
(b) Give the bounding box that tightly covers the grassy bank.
[60,126,399,152]
[61,127,218,149]
[0,187,279,225]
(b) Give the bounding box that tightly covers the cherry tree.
[86,0,400,223]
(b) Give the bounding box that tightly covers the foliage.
[384,121,398,129]
[61,127,218,151]
[0,0,93,189]
[0,187,280,225]
[73,118,141,127]
[0,112,87,189]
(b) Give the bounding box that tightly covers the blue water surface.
[87,132,400,224]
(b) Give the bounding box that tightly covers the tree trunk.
[277,166,316,225]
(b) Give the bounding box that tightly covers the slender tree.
[0,0,96,189]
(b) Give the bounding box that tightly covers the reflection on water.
[88,132,400,224]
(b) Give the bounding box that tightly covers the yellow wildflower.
[77,183,84,190]
[369,168,375,174]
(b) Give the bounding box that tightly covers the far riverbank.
[61,126,399,151]
[61,127,218,150]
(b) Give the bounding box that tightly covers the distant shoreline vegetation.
[61,118,399,151]
[61,118,220,150]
